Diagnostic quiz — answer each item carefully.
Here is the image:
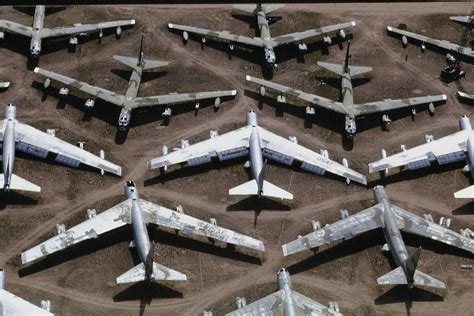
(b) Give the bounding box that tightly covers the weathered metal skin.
[30,5,45,57]
[125,181,155,281]
[2,105,16,191]
[246,111,265,195]
[277,268,297,316]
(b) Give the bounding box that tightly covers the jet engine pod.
[228,43,234,51]
[69,36,78,45]
[428,102,435,115]
[323,35,332,45]
[59,87,69,97]
[43,78,51,89]
[84,99,95,108]
[401,35,408,47]
[339,29,346,39]
[298,42,308,52]
[183,31,189,42]
[421,42,426,52]
[0,32,4,40]
[214,97,221,108]
[116,26,122,37]
[259,86,266,97]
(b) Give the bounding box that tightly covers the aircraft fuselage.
[277,268,297,316]
[2,105,17,191]
[255,9,276,66]
[30,5,45,57]
[246,111,265,195]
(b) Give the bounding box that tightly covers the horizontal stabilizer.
[0,174,41,192]
[377,267,445,289]
[116,262,187,284]
[113,55,169,71]
[229,179,293,200]
[318,62,372,76]
[233,4,284,14]
[454,185,474,199]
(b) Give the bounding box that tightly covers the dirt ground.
[0,3,473,316]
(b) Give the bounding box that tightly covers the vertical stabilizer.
[402,246,421,286]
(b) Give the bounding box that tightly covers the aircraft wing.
[457,91,474,100]
[132,90,236,108]
[293,291,341,315]
[139,199,264,251]
[226,289,285,315]
[34,67,125,106]
[282,203,384,256]
[147,126,252,170]
[352,94,447,116]
[368,129,469,173]
[21,199,131,264]
[450,16,473,26]
[386,26,474,58]
[257,127,367,185]
[168,23,266,47]
[0,289,53,316]
[391,205,474,254]
[0,20,33,37]
[15,121,122,176]
[272,21,356,47]
[245,75,347,115]
[40,19,135,38]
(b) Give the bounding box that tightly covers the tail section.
[113,31,168,71]
[116,262,187,284]
[454,185,474,198]
[317,41,372,76]
[377,247,446,289]
[0,174,41,192]
[233,3,284,14]
[229,179,293,200]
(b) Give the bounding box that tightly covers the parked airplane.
[0,5,134,58]
[0,104,121,192]
[168,3,355,67]
[387,26,474,61]
[34,32,236,130]
[148,110,366,200]
[369,115,474,198]
[283,186,474,289]
[0,268,53,315]
[21,181,264,284]
[246,42,446,138]
[226,268,342,316]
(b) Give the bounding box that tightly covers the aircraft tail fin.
[229,179,293,200]
[116,262,187,284]
[0,174,41,192]
[454,185,474,198]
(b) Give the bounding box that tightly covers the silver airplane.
[369,115,474,198]
[0,5,135,58]
[226,268,342,316]
[247,42,446,138]
[21,181,265,284]
[0,268,53,315]
[148,110,366,201]
[283,186,474,289]
[387,25,474,61]
[34,32,236,130]
[168,3,355,67]
[0,104,121,193]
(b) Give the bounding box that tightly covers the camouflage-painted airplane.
[246,42,446,138]
[0,104,121,193]
[226,268,342,316]
[168,3,355,67]
[21,181,265,284]
[283,186,474,289]
[148,110,366,201]
[0,5,135,58]
[0,268,54,315]
[369,115,474,199]
[386,25,474,61]
[34,33,236,130]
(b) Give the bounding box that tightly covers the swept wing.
[0,20,33,37]
[352,94,446,116]
[40,20,135,38]
[0,289,53,316]
[132,90,236,108]
[272,22,356,46]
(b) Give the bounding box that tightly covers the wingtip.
[387,26,393,31]
[168,23,174,28]
[245,75,252,81]
[442,94,447,100]
[130,19,136,25]
[231,90,237,96]
[351,21,356,27]
[281,244,288,256]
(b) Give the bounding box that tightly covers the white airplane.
[148,111,367,200]
[369,115,474,198]
[0,268,53,315]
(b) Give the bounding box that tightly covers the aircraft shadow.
[0,191,39,210]
[113,281,183,301]
[452,201,474,215]
[110,69,168,84]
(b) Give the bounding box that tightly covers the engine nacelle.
[40,300,51,312]
[209,218,217,225]
[323,35,332,45]
[345,116,357,138]
[425,134,434,143]
[298,42,308,52]
[181,31,188,42]
[0,32,4,40]
[342,158,350,184]
[382,114,391,126]
[320,149,329,159]
[459,115,472,131]
[288,136,298,144]
[118,107,131,130]
[210,130,219,139]
[338,29,346,39]
[306,106,315,116]
[421,42,426,52]
[340,208,349,219]
[84,99,95,108]
[162,107,172,117]
[86,208,97,220]
[47,129,56,137]
[195,102,200,110]
[116,26,122,37]
[77,141,85,149]
[55,223,66,235]
[236,297,246,308]
[43,78,51,89]
[428,102,435,115]
[259,86,266,97]
[229,43,234,51]
[401,35,408,47]
[312,220,321,231]
[201,37,206,44]
[276,95,286,103]
[69,36,78,45]
[214,97,221,108]
[381,149,388,177]
[99,149,105,175]
[181,139,190,149]
[411,107,416,116]
[59,87,69,97]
